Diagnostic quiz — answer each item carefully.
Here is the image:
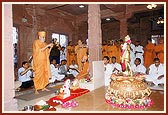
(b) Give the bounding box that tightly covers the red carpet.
[46,88,90,106]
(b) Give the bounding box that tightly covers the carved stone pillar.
[88,4,102,76]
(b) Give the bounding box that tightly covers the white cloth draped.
[146,63,164,85]
[49,64,65,83]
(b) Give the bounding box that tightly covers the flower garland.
[61,101,78,108]
[105,94,153,109]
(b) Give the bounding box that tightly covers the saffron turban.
[38,31,46,37]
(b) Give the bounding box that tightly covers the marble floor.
[15,84,165,112]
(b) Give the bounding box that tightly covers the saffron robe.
[66,45,76,66]
[154,44,164,63]
[106,45,118,63]
[102,45,108,59]
[75,45,87,71]
[32,39,51,90]
[76,61,89,80]
[144,43,155,68]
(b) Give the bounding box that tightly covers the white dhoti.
[146,75,164,86]
[49,74,65,83]
[50,64,65,83]
[145,63,164,86]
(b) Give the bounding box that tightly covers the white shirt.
[135,45,144,56]
[50,64,59,75]
[18,67,32,82]
[146,63,164,85]
[135,45,144,64]
[111,62,122,74]
[130,43,135,53]
[59,65,67,74]
[131,64,146,74]
[148,64,164,78]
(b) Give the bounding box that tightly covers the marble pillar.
[3,4,18,111]
[88,4,102,76]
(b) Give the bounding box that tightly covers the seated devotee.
[111,56,122,74]
[72,55,90,86]
[131,58,146,74]
[68,60,79,77]
[145,58,164,87]
[18,61,34,89]
[58,59,68,75]
[49,59,65,84]
[103,56,114,86]
[59,59,75,81]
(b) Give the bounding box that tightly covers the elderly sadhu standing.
[75,40,88,71]
[32,31,54,94]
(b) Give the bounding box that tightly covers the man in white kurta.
[134,41,144,65]
[111,56,122,74]
[104,56,114,86]
[49,59,65,83]
[145,58,164,86]
[131,58,146,74]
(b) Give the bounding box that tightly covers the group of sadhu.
[102,36,164,68]
[32,31,164,94]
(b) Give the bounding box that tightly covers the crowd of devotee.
[15,31,89,94]
[15,30,164,94]
[103,37,164,87]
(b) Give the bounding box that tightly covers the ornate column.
[88,4,102,76]
[3,4,18,111]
